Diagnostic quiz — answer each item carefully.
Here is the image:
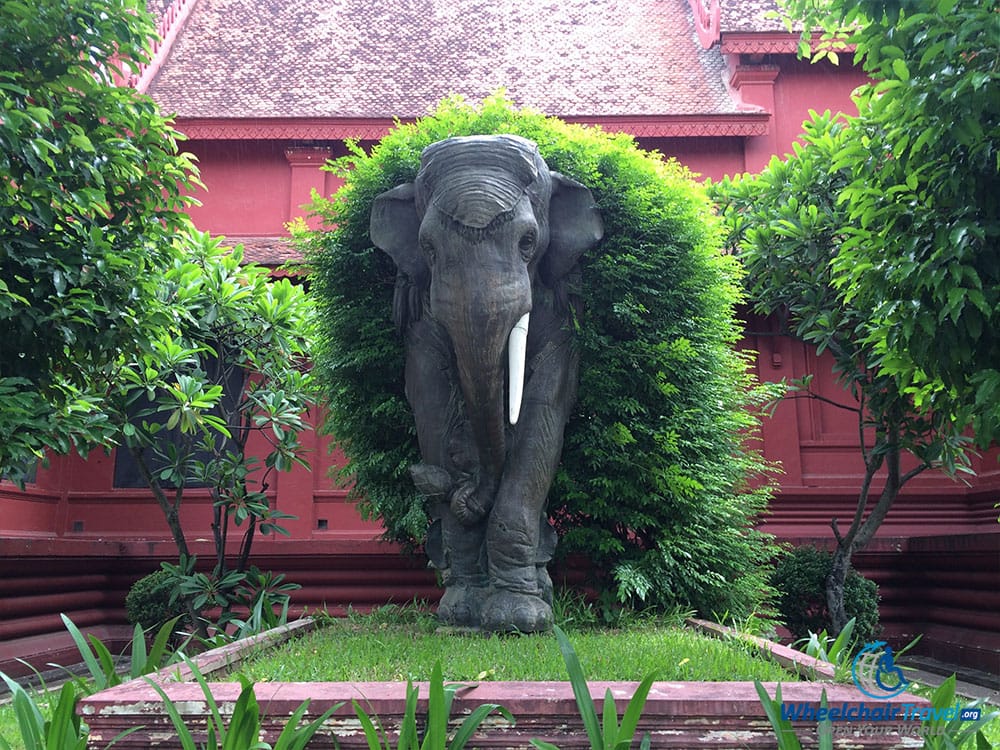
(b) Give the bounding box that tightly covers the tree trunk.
[826,541,853,634]
[825,404,927,635]
[130,446,189,558]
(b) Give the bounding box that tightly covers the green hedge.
[303,95,778,618]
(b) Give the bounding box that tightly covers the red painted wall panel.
[771,58,870,160]
[184,140,293,235]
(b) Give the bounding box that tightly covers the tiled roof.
[229,236,302,267]
[146,0,175,26]
[719,0,789,33]
[147,0,742,119]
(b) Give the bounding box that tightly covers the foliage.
[160,558,299,643]
[711,110,972,632]
[772,546,879,644]
[58,613,183,694]
[529,626,654,750]
[351,661,513,750]
[755,682,833,750]
[125,570,188,631]
[106,230,310,633]
[0,0,198,473]
[918,675,998,750]
[779,0,1000,445]
[793,617,856,682]
[304,93,779,619]
[146,657,341,750]
[0,675,88,750]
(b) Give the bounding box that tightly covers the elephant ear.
[540,172,604,289]
[370,183,428,333]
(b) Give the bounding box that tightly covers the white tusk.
[508,312,530,425]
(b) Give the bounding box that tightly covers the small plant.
[793,616,857,682]
[529,625,655,750]
[0,670,138,750]
[773,546,880,643]
[755,681,833,750]
[0,675,87,750]
[352,660,513,750]
[161,559,299,643]
[59,614,184,694]
[147,656,340,750]
[917,674,997,750]
[125,569,188,631]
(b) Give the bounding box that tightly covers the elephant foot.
[437,582,489,628]
[480,590,553,633]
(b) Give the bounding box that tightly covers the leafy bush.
[773,546,879,643]
[305,93,779,619]
[125,570,186,630]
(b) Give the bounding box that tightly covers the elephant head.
[370,135,603,485]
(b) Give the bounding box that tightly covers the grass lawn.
[232,605,794,684]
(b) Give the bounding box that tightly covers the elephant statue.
[370,134,603,632]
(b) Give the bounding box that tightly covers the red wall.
[770,58,870,159]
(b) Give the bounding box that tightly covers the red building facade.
[2,0,996,675]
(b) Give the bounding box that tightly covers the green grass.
[231,605,794,684]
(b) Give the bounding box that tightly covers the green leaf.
[553,625,603,748]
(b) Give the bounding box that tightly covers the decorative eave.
[720,31,800,55]
[174,113,771,142]
[720,32,856,56]
[565,114,769,137]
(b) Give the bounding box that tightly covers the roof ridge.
[132,0,200,93]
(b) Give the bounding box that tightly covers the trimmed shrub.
[773,545,880,643]
[125,569,186,630]
[304,94,779,619]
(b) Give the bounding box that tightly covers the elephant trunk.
[452,322,512,479]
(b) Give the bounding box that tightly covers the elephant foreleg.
[480,325,578,632]
[405,318,489,625]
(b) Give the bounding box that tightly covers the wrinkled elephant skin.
[370,135,603,632]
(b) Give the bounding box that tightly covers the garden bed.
[77,616,933,749]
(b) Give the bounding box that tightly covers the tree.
[0,0,198,473]
[781,0,1000,444]
[110,231,313,634]
[711,112,973,633]
[304,94,780,620]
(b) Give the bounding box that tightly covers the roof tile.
[147,0,741,118]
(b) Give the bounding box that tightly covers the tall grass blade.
[754,681,802,750]
[422,661,446,750]
[45,681,86,750]
[601,688,618,748]
[144,677,200,750]
[353,700,389,750]
[61,614,109,690]
[144,615,185,679]
[615,672,656,747]
[553,625,603,749]
[818,689,833,750]
[1,672,45,749]
[129,623,148,681]
[449,703,514,750]
[88,635,119,688]
[272,699,342,750]
[398,679,420,750]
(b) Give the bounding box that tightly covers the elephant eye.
[518,231,537,260]
[420,238,436,265]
